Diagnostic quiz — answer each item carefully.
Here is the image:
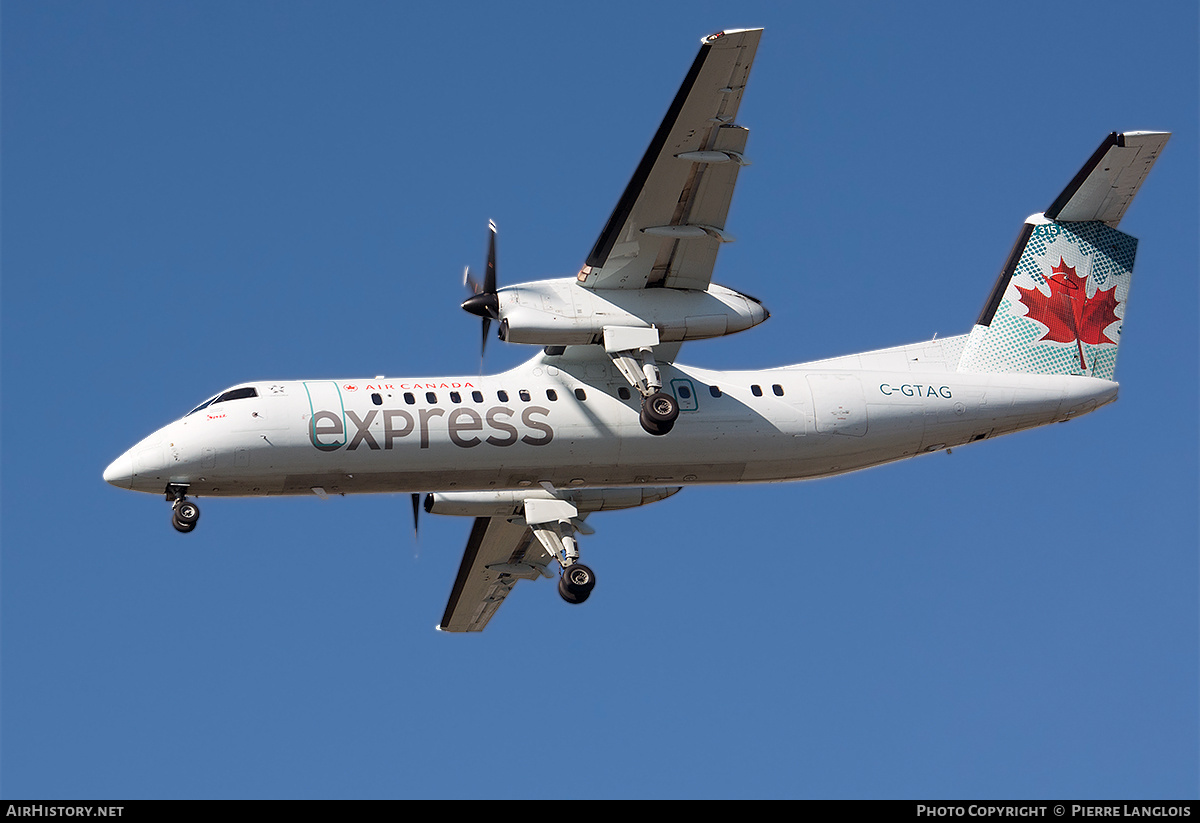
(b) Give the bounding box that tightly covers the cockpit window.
[215,386,258,403]
[186,386,258,417]
[186,395,219,417]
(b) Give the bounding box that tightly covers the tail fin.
[958,131,1169,380]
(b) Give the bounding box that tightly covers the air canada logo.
[1015,257,1121,371]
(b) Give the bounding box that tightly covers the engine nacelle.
[424,487,681,518]
[495,278,767,346]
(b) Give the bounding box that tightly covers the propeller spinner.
[461,220,499,359]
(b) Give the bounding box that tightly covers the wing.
[1045,131,1170,227]
[438,515,554,632]
[579,28,762,292]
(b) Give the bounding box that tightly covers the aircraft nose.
[103,451,134,489]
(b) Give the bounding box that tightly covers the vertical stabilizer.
[957,132,1167,380]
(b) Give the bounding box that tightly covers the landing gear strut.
[166,485,200,533]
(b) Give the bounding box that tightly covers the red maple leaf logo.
[1015,257,1120,370]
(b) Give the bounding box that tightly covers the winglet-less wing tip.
[584,28,763,290]
[702,27,764,45]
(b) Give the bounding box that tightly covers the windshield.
[185,386,258,417]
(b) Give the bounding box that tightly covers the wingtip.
[701,27,764,46]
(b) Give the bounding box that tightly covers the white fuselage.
[103,338,1118,499]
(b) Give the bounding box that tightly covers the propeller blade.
[460,220,500,365]
[483,219,497,296]
[464,265,481,295]
[411,493,421,540]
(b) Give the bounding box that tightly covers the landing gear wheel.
[556,566,595,607]
[558,579,585,604]
[640,391,678,436]
[564,563,595,593]
[643,392,679,424]
[171,499,200,533]
[640,409,675,436]
[174,501,200,525]
[558,563,596,605]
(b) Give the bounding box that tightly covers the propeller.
[461,220,500,361]
[411,492,421,541]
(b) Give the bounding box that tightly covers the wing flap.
[1045,131,1170,227]
[438,516,553,632]
[581,28,761,291]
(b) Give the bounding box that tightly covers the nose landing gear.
[166,486,200,533]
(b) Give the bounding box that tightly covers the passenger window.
[404,392,415,405]
[772,384,784,396]
[546,389,558,401]
[677,385,692,400]
[751,385,763,397]
[426,392,437,404]
[709,385,722,398]
[371,393,383,406]
[618,387,631,400]
[498,390,509,402]
[574,388,587,401]
[472,391,483,403]
[450,391,461,403]
[519,390,531,402]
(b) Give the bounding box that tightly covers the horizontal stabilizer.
[1045,131,1170,227]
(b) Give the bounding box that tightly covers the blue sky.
[2,0,1196,800]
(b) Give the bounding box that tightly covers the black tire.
[558,577,587,604]
[563,563,595,595]
[556,578,590,609]
[174,501,200,526]
[171,513,196,533]
[642,391,679,425]
[640,408,674,436]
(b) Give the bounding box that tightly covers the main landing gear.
[603,326,680,436]
[524,497,598,605]
[167,485,200,533]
